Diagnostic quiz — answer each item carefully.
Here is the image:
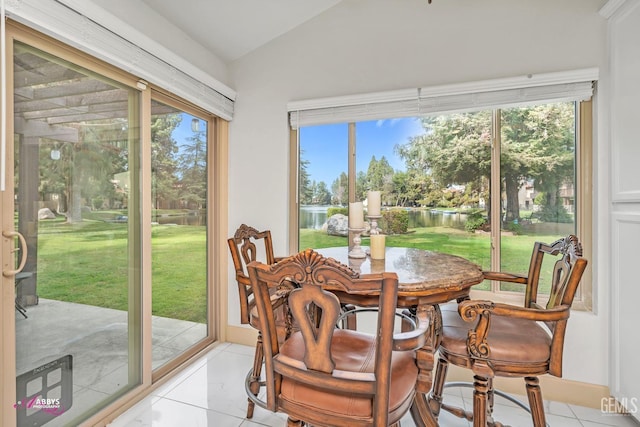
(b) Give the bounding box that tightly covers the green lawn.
[300,225,569,293]
[32,219,569,324]
[36,218,207,323]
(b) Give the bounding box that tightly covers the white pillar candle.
[367,191,381,217]
[370,234,386,259]
[349,202,364,229]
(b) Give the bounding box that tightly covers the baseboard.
[226,324,258,347]
[446,365,610,409]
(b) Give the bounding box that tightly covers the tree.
[355,171,368,201]
[151,114,180,210]
[299,154,313,204]
[390,169,436,207]
[396,104,576,223]
[178,128,207,210]
[65,121,130,222]
[314,181,332,205]
[366,156,394,190]
[396,112,492,213]
[363,155,395,206]
[500,103,576,221]
[331,172,348,205]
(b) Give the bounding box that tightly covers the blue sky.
[300,117,426,186]
[173,113,205,147]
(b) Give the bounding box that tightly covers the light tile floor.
[109,342,640,427]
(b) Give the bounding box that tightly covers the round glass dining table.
[316,246,484,427]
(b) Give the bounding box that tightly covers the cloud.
[376,118,402,128]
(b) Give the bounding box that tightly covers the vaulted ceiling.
[139,0,343,62]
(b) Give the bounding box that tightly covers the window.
[289,74,593,309]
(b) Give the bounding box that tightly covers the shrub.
[505,220,523,235]
[327,206,348,217]
[464,210,487,233]
[538,204,573,223]
[381,209,409,235]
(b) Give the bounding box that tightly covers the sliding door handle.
[3,230,27,277]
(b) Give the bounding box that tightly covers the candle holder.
[348,227,366,259]
[367,215,382,235]
[348,256,366,274]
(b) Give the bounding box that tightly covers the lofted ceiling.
[139,0,343,63]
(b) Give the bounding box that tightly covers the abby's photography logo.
[14,396,65,416]
[601,397,638,416]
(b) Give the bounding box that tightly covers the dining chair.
[247,248,431,427]
[227,224,287,418]
[428,234,588,427]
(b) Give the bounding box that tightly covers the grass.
[33,217,570,324]
[36,218,207,323]
[300,225,570,293]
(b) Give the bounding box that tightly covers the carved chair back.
[533,234,587,376]
[248,249,409,426]
[227,224,276,325]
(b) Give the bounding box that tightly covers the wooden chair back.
[470,234,587,377]
[535,234,587,376]
[248,249,406,427]
[227,224,276,324]
[522,234,583,310]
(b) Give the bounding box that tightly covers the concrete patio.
[14,298,206,427]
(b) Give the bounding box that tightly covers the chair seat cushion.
[440,303,552,365]
[277,329,418,419]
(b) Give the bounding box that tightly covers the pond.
[154,213,206,226]
[299,206,468,230]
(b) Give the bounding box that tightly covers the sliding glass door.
[0,18,222,427]
[2,25,220,426]
[7,41,142,426]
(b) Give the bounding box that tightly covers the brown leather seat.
[429,234,588,427]
[440,303,552,367]
[248,249,430,427]
[279,330,418,419]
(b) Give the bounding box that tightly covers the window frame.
[289,99,593,311]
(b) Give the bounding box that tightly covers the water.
[299,205,332,229]
[299,206,467,230]
[154,213,206,226]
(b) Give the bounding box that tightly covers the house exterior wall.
[228,0,610,389]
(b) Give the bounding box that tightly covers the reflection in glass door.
[10,41,141,426]
[150,99,208,372]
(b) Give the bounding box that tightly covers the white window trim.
[4,0,235,120]
[288,68,598,129]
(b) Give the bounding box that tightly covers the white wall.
[605,0,640,420]
[228,0,610,389]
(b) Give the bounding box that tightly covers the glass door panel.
[150,100,208,370]
[11,42,141,426]
[499,103,577,293]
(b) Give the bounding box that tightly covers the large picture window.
[291,79,593,308]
